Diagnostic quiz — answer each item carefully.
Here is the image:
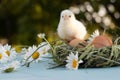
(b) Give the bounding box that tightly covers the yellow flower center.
[5,50,10,56]
[15,47,22,53]
[0,53,2,59]
[72,59,78,68]
[32,52,40,59]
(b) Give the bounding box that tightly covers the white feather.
[57,9,87,41]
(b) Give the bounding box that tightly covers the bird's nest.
[49,37,120,68]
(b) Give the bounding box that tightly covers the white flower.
[65,52,83,70]
[2,44,17,61]
[24,45,44,62]
[87,29,100,43]
[37,33,45,38]
[1,61,20,73]
[0,49,8,63]
[20,48,27,54]
[38,42,50,56]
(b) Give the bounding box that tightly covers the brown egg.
[69,39,87,48]
[91,35,113,48]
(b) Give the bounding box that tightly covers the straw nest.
[49,37,120,68]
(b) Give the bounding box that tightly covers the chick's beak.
[63,15,69,20]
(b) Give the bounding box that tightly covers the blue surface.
[0,59,120,80]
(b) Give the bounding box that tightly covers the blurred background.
[0,0,120,45]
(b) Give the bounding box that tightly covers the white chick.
[57,9,87,42]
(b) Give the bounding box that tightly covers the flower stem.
[25,43,47,62]
[43,37,55,55]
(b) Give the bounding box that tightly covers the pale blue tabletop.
[0,59,120,80]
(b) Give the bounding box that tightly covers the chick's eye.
[62,16,64,18]
[69,15,71,18]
